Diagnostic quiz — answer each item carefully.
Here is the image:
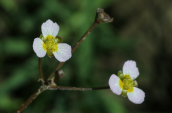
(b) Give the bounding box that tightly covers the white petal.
[108,74,123,95]
[53,43,72,62]
[41,19,59,38]
[127,87,145,104]
[33,38,46,58]
[123,60,139,79]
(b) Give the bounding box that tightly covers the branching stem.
[14,86,46,113]
[15,21,99,113]
[15,8,113,113]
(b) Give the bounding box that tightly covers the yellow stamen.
[45,35,55,40]
[119,79,123,89]
[52,44,58,52]
[42,42,47,51]
[127,87,134,92]
[124,74,131,79]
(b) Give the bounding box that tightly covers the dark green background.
[0,0,172,113]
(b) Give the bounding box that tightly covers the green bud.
[121,90,127,97]
[118,70,124,80]
[133,80,138,87]
[55,36,62,44]
[118,70,122,75]
[47,49,53,58]
[39,34,45,42]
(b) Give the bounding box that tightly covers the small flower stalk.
[109,60,145,104]
[33,19,72,62]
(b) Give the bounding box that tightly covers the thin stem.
[71,22,99,53]
[15,85,109,113]
[39,58,44,81]
[48,85,109,91]
[15,86,45,113]
[48,22,99,80]
[91,86,110,90]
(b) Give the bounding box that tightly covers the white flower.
[109,60,145,104]
[33,19,72,62]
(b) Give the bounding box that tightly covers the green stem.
[39,58,44,81]
[48,85,109,91]
[14,86,46,113]
[48,22,99,80]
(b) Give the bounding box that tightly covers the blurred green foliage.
[1,0,172,113]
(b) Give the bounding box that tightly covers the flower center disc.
[123,75,134,92]
[45,35,58,52]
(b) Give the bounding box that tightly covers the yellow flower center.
[119,74,134,93]
[119,79,123,89]
[123,75,134,92]
[42,42,47,51]
[44,35,58,52]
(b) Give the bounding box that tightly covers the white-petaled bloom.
[33,19,72,62]
[109,60,145,104]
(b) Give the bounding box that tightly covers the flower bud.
[121,90,127,97]
[55,36,62,43]
[96,8,113,23]
[118,70,124,80]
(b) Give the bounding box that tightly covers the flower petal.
[33,38,46,57]
[53,43,72,62]
[127,87,145,104]
[41,19,59,38]
[108,74,123,95]
[123,60,139,79]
